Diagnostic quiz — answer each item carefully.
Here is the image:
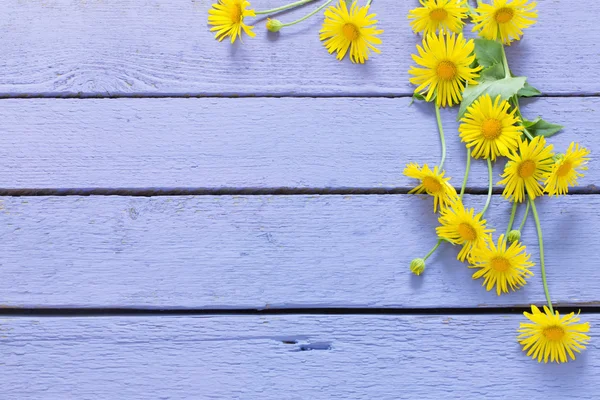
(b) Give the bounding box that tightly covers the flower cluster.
[406,0,590,364]
[207,0,383,63]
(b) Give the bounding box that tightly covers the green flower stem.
[255,0,316,15]
[459,148,472,201]
[500,43,511,79]
[481,158,493,216]
[518,201,531,231]
[280,0,333,27]
[529,197,553,313]
[506,201,518,235]
[435,103,447,170]
[424,239,443,261]
[366,0,373,5]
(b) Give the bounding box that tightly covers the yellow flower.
[498,136,554,203]
[472,0,538,45]
[459,94,523,161]
[408,0,469,35]
[545,142,591,196]
[404,163,458,212]
[208,0,256,43]
[469,234,534,295]
[409,33,481,108]
[518,305,591,363]
[436,199,493,262]
[320,0,383,64]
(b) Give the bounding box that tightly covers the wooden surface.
[2,194,599,309]
[2,315,599,399]
[1,0,599,96]
[1,97,598,191]
[2,0,600,397]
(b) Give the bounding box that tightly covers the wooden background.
[1,0,599,398]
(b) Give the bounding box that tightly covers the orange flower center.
[429,8,448,21]
[343,23,360,40]
[436,61,457,81]
[543,326,566,341]
[557,161,573,177]
[422,176,443,193]
[491,257,511,272]
[230,4,243,23]
[458,223,477,241]
[481,119,503,140]
[495,7,514,24]
[518,160,536,178]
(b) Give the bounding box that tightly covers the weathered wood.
[1,97,596,190]
[0,0,597,96]
[2,194,598,308]
[2,315,598,399]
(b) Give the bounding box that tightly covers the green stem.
[435,103,446,170]
[518,201,530,231]
[506,201,518,236]
[459,148,472,201]
[255,0,316,15]
[366,0,373,5]
[424,239,443,261]
[281,0,333,26]
[500,43,511,79]
[481,158,493,216]
[529,197,553,313]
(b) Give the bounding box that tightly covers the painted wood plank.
[2,194,599,308]
[0,0,597,96]
[1,97,596,190]
[2,315,598,399]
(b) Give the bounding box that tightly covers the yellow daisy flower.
[472,0,538,45]
[518,305,591,363]
[545,142,591,196]
[436,199,493,262]
[408,0,469,35]
[404,163,458,212]
[320,0,383,64]
[208,0,256,43]
[409,33,481,108]
[498,136,554,203]
[459,94,523,161]
[469,234,534,295]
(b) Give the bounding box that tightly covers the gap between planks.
[2,306,600,317]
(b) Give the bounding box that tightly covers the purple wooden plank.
[2,315,598,399]
[1,194,598,308]
[0,0,597,96]
[0,97,596,190]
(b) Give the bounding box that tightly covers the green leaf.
[518,82,542,97]
[409,92,426,106]
[458,76,527,119]
[480,63,505,80]
[523,118,564,138]
[474,39,505,68]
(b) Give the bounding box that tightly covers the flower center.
[230,4,242,23]
[436,61,457,81]
[422,176,443,193]
[458,223,477,241]
[481,119,503,140]
[557,161,573,177]
[543,326,566,341]
[429,8,448,21]
[343,23,360,40]
[518,160,536,178]
[495,7,514,24]
[491,257,511,272]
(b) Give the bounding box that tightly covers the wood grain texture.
[0,0,597,96]
[2,315,598,399]
[2,194,598,308]
[1,97,596,190]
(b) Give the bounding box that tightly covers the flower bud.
[410,258,426,276]
[266,18,283,32]
[507,230,521,243]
